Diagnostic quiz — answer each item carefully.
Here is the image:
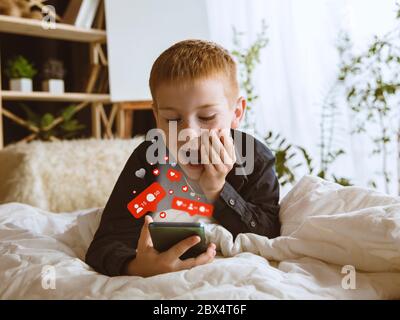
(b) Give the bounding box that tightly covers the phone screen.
[149,222,207,259]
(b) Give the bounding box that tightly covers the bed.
[0,139,399,299]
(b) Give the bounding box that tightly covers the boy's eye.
[198,114,216,122]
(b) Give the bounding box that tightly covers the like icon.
[171,196,213,217]
[166,168,182,182]
[127,182,166,219]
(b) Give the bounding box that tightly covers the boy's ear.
[231,97,246,129]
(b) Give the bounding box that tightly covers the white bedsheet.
[0,175,399,299]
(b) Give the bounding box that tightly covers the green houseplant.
[231,21,351,187]
[337,4,400,195]
[5,55,37,92]
[20,103,85,141]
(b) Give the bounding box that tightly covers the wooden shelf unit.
[0,5,153,148]
[0,2,125,149]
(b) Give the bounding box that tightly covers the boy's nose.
[180,119,200,133]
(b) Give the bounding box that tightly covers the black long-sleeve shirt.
[85,129,281,276]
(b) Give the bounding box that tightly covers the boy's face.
[153,75,245,181]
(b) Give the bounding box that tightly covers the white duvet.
[0,175,399,299]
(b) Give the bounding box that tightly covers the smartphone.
[148,222,207,259]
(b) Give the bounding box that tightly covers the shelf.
[0,15,106,43]
[1,91,110,103]
[119,101,153,110]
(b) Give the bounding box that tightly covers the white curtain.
[206,0,399,195]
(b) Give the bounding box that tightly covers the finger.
[208,132,229,172]
[209,143,225,172]
[211,131,234,167]
[166,235,200,260]
[200,131,211,165]
[137,215,154,250]
[219,129,236,163]
[201,143,216,175]
[209,130,223,164]
[178,243,216,270]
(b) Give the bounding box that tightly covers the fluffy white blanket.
[0,176,399,299]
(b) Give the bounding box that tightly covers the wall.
[105,0,210,102]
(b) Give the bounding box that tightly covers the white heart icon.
[170,172,175,176]
[135,168,146,179]
[176,200,183,206]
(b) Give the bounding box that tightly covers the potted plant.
[19,103,86,141]
[41,58,66,94]
[5,55,37,92]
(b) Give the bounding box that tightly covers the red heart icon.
[166,168,182,182]
[182,185,188,192]
[152,168,160,176]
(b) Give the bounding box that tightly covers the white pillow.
[279,175,400,236]
[278,175,400,272]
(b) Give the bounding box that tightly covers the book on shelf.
[63,0,101,29]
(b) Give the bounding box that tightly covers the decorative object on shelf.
[19,103,85,140]
[24,0,43,20]
[41,58,66,94]
[0,0,59,20]
[5,55,37,92]
[63,0,100,29]
[0,0,22,17]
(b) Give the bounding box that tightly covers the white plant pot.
[10,78,33,92]
[42,79,65,94]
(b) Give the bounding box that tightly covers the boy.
[86,40,280,277]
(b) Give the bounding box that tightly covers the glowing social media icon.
[166,168,182,182]
[127,182,166,219]
[171,196,213,217]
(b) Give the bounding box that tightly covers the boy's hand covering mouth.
[178,129,235,166]
[124,215,216,277]
[198,129,236,202]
